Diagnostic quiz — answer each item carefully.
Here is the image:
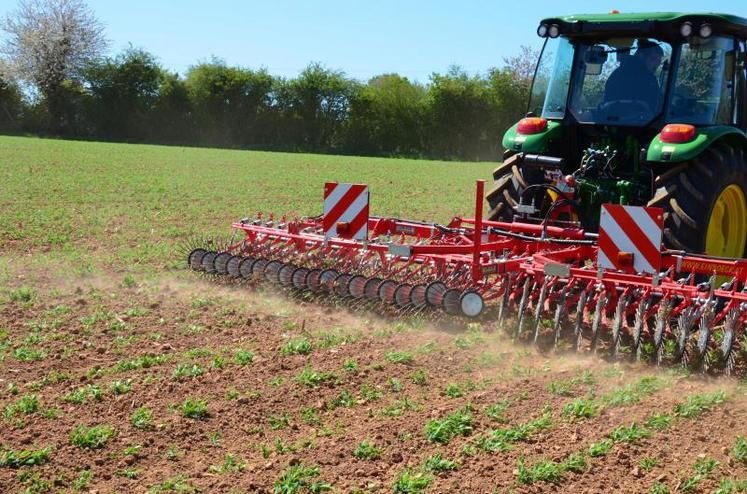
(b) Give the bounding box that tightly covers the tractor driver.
[603,40,664,114]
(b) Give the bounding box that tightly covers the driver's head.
[636,40,664,73]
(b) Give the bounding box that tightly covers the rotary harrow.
[187,180,747,375]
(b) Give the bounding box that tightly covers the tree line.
[0,2,535,161]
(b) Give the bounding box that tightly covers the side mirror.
[584,46,609,65]
[583,46,608,76]
[585,63,603,76]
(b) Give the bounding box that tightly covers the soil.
[1,275,746,494]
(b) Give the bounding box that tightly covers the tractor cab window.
[668,36,736,125]
[528,36,574,119]
[569,38,672,125]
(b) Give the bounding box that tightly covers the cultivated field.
[1,136,746,493]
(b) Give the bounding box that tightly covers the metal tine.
[632,296,651,362]
[395,304,420,318]
[590,289,609,353]
[609,293,629,358]
[697,307,715,374]
[652,303,669,366]
[573,288,589,352]
[515,277,534,340]
[675,305,697,367]
[497,275,512,328]
[552,285,568,351]
[721,308,740,376]
[532,276,550,346]
[348,297,371,312]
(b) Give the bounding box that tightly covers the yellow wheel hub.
[705,184,747,258]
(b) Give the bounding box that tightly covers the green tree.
[344,74,426,157]
[185,60,274,147]
[0,73,25,132]
[84,49,165,139]
[149,72,193,143]
[425,66,495,160]
[275,62,358,151]
[1,0,107,134]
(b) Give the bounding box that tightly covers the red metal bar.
[472,180,484,282]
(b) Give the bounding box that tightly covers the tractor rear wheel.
[485,154,544,221]
[648,144,747,257]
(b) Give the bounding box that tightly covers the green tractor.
[488,12,747,259]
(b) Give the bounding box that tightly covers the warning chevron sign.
[598,204,664,274]
[323,183,369,240]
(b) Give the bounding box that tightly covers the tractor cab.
[529,27,740,132]
[490,12,747,259]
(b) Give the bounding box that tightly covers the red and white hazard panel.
[323,182,369,240]
[597,204,664,274]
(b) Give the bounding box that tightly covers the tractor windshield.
[528,37,574,119]
[569,38,673,125]
[667,36,736,125]
[529,37,673,126]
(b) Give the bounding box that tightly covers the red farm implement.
[188,181,747,375]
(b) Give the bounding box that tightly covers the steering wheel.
[598,99,652,121]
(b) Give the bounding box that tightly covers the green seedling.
[443,382,464,398]
[353,440,382,460]
[516,457,564,485]
[178,398,210,420]
[393,468,433,494]
[639,457,660,471]
[4,394,40,419]
[0,447,51,468]
[423,453,458,472]
[561,397,599,419]
[234,348,254,365]
[381,397,418,417]
[733,436,747,464]
[343,359,358,372]
[587,439,614,457]
[282,337,312,356]
[70,424,115,449]
[424,406,473,444]
[674,391,727,418]
[385,351,414,365]
[646,412,673,430]
[328,389,355,409]
[649,481,671,494]
[268,412,290,430]
[295,366,336,387]
[111,379,133,395]
[274,463,332,493]
[63,384,103,404]
[609,422,651,444]
[716,479,747,494]
[388,377,403,392]
[484,400,510,422]
[131,406,153,430]
[411,369,428,385]
[208,453,245,474]
[173,362,204,380]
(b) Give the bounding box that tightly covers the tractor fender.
[647,125,747,163]
[502,120,561,154]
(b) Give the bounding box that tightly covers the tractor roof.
[540,12,747,37]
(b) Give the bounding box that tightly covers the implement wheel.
[648,144,747,257]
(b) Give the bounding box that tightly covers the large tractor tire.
[485,154,544,221]
[648,144,747,257]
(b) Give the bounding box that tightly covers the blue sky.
[3,0,747,82]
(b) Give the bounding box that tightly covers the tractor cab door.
[737,39,747,130]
